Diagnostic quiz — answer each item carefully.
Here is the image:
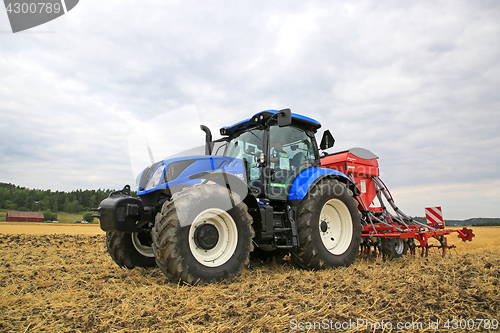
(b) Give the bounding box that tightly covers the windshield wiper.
[240,126,263,142]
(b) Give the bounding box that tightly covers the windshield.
[224,127,264,164]
[212,140,229,156]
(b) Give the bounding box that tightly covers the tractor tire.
[290,179,361,269]
[381,237,407,259]
[152,184,254,284]
[106,230,156,268]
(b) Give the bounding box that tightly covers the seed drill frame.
[321,148,474,257]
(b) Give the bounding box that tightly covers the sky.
[0,0,499,219]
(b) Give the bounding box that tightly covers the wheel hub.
[320,220,328,233]
[194,223,219,250]
[394,238,405,255]
[137,230,153,247]
[131,231,155,258]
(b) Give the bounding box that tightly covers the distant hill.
[411,216,500,226]
[445,217,500,226]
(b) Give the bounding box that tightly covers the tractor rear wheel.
[291,179,361,269]
[106,230,156,268]
[152,185,254,284]
[381,237,407,259]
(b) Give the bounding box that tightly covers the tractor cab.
[219,109,324,200]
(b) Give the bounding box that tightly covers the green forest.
[2,182,498,225]
[0,182,129,220]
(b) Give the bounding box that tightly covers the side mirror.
[278,108,292,127]
[320,130,335,150]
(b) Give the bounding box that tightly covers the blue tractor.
[95,109,362,284]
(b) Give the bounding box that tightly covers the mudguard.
[137,155,245,195]
[189,170,249,201]
[189,169,261,215]
[160,170,259,228]
[288,167,358,200]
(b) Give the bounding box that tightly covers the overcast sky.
[1,0,499,219]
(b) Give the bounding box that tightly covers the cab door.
[267,125,316,200]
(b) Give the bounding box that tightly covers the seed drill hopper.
[321,148,474,258]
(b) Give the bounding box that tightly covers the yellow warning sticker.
[360,180,366,193]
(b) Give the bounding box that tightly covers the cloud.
[0,0,499,218]
[390,180,500,220]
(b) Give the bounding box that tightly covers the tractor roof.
[220,110,321,136]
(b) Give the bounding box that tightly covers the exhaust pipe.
[200,125,213,155]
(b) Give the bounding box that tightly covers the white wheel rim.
[188,208,238,267]
[394,238,405,255]
[131,232,154,258]
[318,198,353,255]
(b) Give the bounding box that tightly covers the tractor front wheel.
[152,185,254,284]
[291,179,361,269]
[106,230,156,268]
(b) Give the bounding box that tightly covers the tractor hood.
[137,155,246,195]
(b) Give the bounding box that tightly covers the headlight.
[145,165,166,191]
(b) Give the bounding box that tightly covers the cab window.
[225,127,264,163]
[268,125,315,199]
[269,125,315,172]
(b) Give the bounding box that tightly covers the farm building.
[6,211,44,222]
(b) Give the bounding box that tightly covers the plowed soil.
[0,225,499,332]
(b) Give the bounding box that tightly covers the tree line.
[0,182,129,214]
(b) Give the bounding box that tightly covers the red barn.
[6,211,44,222]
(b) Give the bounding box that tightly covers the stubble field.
[0,223,499,332]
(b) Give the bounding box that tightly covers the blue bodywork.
[137,155,245,196]
[220,109,321,135]
[287,168,350,200]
